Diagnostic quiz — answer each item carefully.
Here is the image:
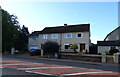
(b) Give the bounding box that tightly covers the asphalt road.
[1,54,120,77]
[2,68,55,77]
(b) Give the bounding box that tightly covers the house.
[28,24,91,53]
[97,26,120,54]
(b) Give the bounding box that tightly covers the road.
[1,54,120,77]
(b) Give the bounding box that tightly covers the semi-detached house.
[28,24,91,53]
[97,26,120,53]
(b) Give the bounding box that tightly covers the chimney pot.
[64,24,67,26]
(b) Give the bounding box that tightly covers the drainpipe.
[60,33,62,52]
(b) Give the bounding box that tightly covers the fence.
[102,53,120,64]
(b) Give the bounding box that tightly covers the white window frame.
[64,44,70,49]
[65,33,72,38]
[76,33,83,38]
[116,35,119,40]
[51,34,58,39]
[30,45,38,50]
[43,34,48,39]
[109,46,118,50]
[31,37,37,41]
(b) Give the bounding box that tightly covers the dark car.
[29,49,41,56]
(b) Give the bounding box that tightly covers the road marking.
[0,67,3,68]
[61,72,113,76]
[3,63,43,66]
[18,66,73,70]
[26,71,54,76]
[3,64,25,65]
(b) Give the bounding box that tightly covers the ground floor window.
[64,44,71,49]
[30,45,38,50]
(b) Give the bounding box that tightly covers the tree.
[69,44,78,53]
[2,9,19,53]
[14,25,29,52]
[42,41,60,53]
[2,9,30,54]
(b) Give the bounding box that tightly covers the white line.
[2,61,21,62]
[3,63,43,65]
[18,66,73,70]
[61,72,113,76]
[0,67,4,68]
[26,71,53,76]
[3,64,24,65]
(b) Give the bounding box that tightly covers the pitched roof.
[29,31,41,37]
[29,24,90,37]
[41,24,90,34]
[104,26,120,41]
[97,41,120,46]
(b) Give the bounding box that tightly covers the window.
[43,35,48,39]
[76,33,83,38]
[31,37,37,41]
[110,46,116,49]
[51,34,58,39]
[116,35,119,40]
[64,44,71,49]
[30,45,38,50]
[65,33,72,38]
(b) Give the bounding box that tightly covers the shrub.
[109,49,119,55]
[42,41,60,53]
[69,44,78,53]
[103,51,111,55]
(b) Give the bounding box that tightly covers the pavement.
[11,52,120,67]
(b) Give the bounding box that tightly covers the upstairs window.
[76,33,83,38]
[31,37,37,41]
[51,34,58,39]
[43,34,48,39]
[110,46,116,49]
[65,33,72,38]
[116,35,119,40]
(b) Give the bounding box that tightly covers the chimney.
[64,24,67,27]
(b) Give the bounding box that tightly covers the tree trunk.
[74,49,77,53]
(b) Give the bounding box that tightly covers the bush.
[69,44,78,53]
[109,49,119,55]
[43,41,60,53]
[103,51,111,55]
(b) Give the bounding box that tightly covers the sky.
[0,0,119,44]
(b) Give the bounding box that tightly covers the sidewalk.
[11,53,119,67]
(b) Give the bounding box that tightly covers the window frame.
[76,33,83,38]
[43,34,48,39]
[116,35,119,40]
[31,37,37,41]
[64,44,71,49]
[51,34,58,39]
[65,33,72,38]
[110,46,116,49]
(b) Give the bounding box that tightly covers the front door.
[80,43,85,52]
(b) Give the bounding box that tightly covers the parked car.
[29,49,41,56]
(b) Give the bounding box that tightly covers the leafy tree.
[2,9,29,53]
[2,9,19,53]
[43,41,60,53]
[69,44,78,53]
[14,25,29,52]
